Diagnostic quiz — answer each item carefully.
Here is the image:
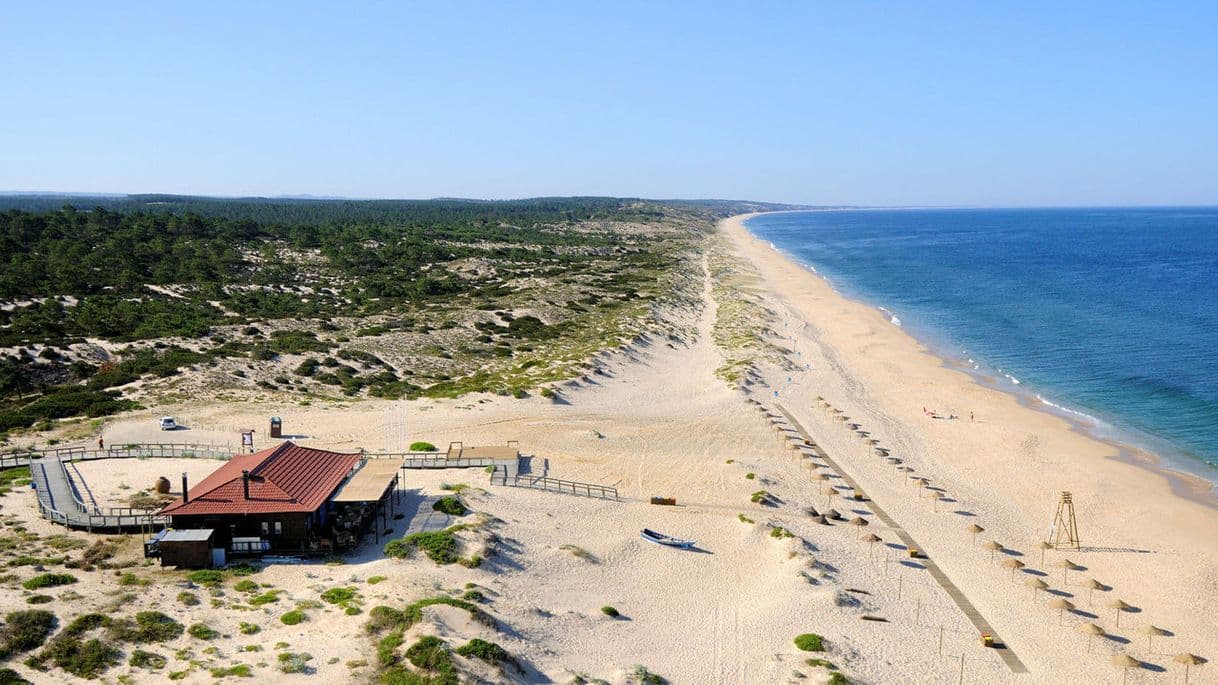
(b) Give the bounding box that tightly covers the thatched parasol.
[1173,653,1206,683]
[1049,597,1075,625]
[1054,558,1081,584]
[826,508,843,521]
[1108,599,1133,627]
[1084,578,1105,605]
[931,490,945,511]
[1137,624,1168,652]
[967,523,985,545]
[863,532,882,558]
[1079,622,1105,652]
[1002,557,1025,581]
[815,515,830,526]
[983,540,1004,562]
[848,516,869,527]
[1025,576,1049,599]
[1112,654,1140,685]
[1039,540,1053,565]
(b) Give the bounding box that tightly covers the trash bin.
[269,416,282,438]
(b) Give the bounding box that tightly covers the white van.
[159,417,177,431]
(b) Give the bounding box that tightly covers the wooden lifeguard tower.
[1047,491,1081,549]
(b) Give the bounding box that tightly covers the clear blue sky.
[2,2,1216,206]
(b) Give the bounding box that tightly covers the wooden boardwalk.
[773,402,1030,675]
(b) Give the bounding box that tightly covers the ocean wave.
[1005,374,1020,385]
[1037,395,1103,424]
[877,306,902,326]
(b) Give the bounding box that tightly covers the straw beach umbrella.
[1049,598,1075,625]
[1025,577,1049,600]
[1108,599,1133,627]
[1039,540,1053,566]
[931,490,945,511]
[863,532,882,558]
[967,523,985,545]
[1137,625,1168,653]
[984,540,1004,562]
[1084,578,1105,605]
[1054,558,1081,584]
[1002,557,1026,581]
[1079,622,1105,653]
[1173,653,1206,683]
[848,516,869,537]
[1112,654,1140,685]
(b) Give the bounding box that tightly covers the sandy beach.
[2,214,1214,684]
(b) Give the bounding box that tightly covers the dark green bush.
[455,638,511,665]
[601,606,620,618]
[187,623,218,640]
[128,648,167,669]
[280,610,306,626]
[409,441,436,452]
[20,573,76,590]
[794,633,825,652]
[186,569,224,587]
[431,496,467,517]
[0,610,55,659]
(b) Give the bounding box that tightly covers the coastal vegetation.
[0,197,789,439]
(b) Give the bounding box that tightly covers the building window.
[261,522,269,535]
[274,521,283,535]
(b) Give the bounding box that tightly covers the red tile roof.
[160,442,361,517]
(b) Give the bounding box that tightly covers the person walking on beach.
[97,436,104,450]
[969,411,974,422]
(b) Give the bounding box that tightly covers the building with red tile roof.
[160,442,362,554]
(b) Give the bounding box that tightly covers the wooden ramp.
[773,402,1030,675]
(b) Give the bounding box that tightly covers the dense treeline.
[0,194,793,225]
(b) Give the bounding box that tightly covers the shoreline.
[737,210,1218,507]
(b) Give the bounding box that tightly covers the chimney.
[242,470,250,500]
[181,472,189,503]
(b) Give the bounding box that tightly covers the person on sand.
[97,436,104,450]
[970,411,974,422]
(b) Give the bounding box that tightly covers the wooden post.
[938,625,944,656]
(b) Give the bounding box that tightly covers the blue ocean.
[746,208,1218,479]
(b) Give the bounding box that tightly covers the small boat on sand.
[641,528,695,548]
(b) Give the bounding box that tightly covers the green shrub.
[600,606,620,618]
[0,667,28,684]
[0,609,55,659]
[745,472,756,480]
[404,635,454,676]
[794,633,825,652]
[386,529,459,564]
[828,672,850,685]
[409,441,436,452]
[455,638,511,665]
[461,589,484,602]
[238,622,260,635]
[210,664,253,678]
[737,514,754,524]
[118,572,148,586]
[366,575,387,585]
[376,631,404,667]
[233,579,258,593]
[320,587,357,605]
[39,635,121,678]
[277,651,313,674]
[177,591,200,606]
[187,623,218,640]
[431,496,467,516]
[115,611,184,643]
[630,665,666,684]
[186,570,224,587]
[750,490,770,504]
[344,605,362,616]
[249,590,283,606]
[128,648,167,670]
[24,595,52,605]
[280,610,306,626]
[20,573,76,590]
